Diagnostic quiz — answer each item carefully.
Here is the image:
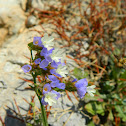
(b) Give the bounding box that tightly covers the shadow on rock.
[4,109,26,126]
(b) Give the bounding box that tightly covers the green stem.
[31,50,48,126]
[35,86,48,125]
[32,72,48,126]
[31,50,33,61]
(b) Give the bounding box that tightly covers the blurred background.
[0,0,126,126]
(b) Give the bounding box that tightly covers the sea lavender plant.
[22,33,96,126]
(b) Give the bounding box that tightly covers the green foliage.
[28,42,36,50]
[98,64,126,123]
[88,121,95,126]
[101,66,125,122]
[120,70,126,79]
[73,68,88,79]
[85,102,105,116]
[115,106,126,122]
[108,110,114,121]
[73,53,126,125]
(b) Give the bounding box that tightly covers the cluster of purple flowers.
[22,34,91,106]
[22,35,68,106]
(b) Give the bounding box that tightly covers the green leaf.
[85,102,105,116]
[83,71,88,78]
[108,110,114,121]
[73,68,88,79]
[120,70,126,79]
[73,68,82,79]
[85,103,95,115]
[122,99,126,105]
[118,83,126,90]
[115,105,126,122]
[112,94,121,100]
[29,85,34,89]
[28,42,35,50]
[30,102,35,107]
[113,48,121,56]
[95,103,105,116]
[88,121,95,126]
[110,66,121,80]
[26,123,33,126]
[103,81,115,92]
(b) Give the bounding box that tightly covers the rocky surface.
[0,27,40,126]
[0,0,27,47]
[0,0,87,126]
